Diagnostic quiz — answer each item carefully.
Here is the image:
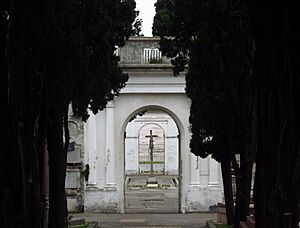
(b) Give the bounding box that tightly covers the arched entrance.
[82,37,223,214]
[124,109,179,213]
[113,92,192,214]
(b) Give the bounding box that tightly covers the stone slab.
[147,183,159,188]
[65,171,81,189]
[68,218,85,226]
[147,177,158,184]
[126,176,178,189]
[120,219,146,223]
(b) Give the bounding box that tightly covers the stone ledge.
[68,218,85,226]
[120,63,173,68]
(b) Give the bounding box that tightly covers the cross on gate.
[145,130,158,177]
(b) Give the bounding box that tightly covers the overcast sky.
[135,0,157,36]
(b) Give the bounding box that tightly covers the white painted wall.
[84,92,222,213]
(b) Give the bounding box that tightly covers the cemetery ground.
[125,175,179,213]
[70,212,217,228]
[69,175,218,227]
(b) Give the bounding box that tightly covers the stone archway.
[82,37,223,213]
[83,93,222,214]
[124,109,180,213]
[115,96,192,213]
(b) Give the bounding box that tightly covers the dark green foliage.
[133,17,144,37]
[0,1,10,227]
[2,0,139,227]
[154,0,253,161]
[154,0,300,227]
[154,0,254,226]
[48,0,138,120]
[152,0,175,36]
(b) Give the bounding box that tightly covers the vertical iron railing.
[143,48,162,64]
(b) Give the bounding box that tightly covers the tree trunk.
[42,141,50,228]
[247,0,300,226]
[4,0,45,226]
[48,102,67,228]
[234,155,253,227]
[0,1,9,226]
[221,160,235,225]
[63,106,70,224]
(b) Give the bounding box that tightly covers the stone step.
[68,218,85,226]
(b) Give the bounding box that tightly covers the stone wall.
[65,111,85,212]
[118,37,169,65]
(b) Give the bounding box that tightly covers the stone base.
[146,177,158,187]
[68,218,85,226]
[186,185,223,212]
[84,188,119,213]
[84,183,223,213]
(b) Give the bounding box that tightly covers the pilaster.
[209,155,220,186]
[190,154,200,185]
[105,101,116,188]
[86,113,97,186]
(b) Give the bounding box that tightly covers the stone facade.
[66,37,223,213]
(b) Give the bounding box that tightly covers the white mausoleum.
[66,37,223,213]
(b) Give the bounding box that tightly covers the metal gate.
[138,123,165,174]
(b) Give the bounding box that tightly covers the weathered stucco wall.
[118,37,169,65]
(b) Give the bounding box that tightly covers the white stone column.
[96,111,106,189]
[86,113,97,186]
[199,157,209,186]
[190,154,200,185]
[209,155,220,186]
[105,102,116,188]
